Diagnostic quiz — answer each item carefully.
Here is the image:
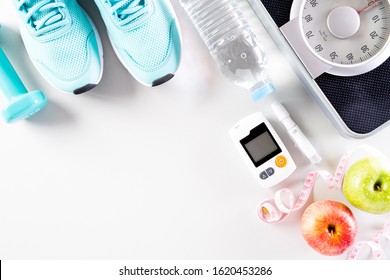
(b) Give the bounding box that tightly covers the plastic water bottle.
[180,0,274,101]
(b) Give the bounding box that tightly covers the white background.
[0,0,389,260]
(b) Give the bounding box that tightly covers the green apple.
[343,156,390,214]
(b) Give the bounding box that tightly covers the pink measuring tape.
[257,145,390,259]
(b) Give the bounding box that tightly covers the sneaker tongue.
[110,0,146,20]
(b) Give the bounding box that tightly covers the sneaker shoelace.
[17,0,70,36]
[108,0,148,26]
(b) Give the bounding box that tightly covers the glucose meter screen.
[241,123,281,167]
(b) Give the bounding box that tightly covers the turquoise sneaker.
[12,0,103,94]
[94,0,181,87]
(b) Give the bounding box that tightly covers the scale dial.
[291,0,390,76]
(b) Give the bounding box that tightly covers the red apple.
[301,200,358,256]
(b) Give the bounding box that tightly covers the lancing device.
[271,101,322,164]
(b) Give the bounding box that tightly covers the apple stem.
[374,181,383,192]
[328,225,336,236]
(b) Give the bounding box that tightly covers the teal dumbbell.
[0,47,47,123]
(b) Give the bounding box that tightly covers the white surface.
[0,0,390,260]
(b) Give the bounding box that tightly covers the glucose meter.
[229,112,296,188]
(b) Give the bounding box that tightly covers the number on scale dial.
[294,0,390,76]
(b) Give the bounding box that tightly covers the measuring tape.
[257,145,390,259]
[347,221,390,260]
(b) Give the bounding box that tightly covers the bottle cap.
[250,83,275,101]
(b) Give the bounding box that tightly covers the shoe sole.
[74,7,104,94]
[107,1,182,87]
[152,74,175,87]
